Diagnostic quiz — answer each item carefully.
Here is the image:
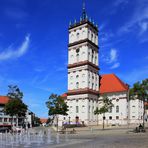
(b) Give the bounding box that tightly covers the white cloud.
[101,48,120,69]
[102,48,120,69]
[110,62,120,69]
[118,0,148,39]
[0,34,30,61]
[110,49,117,63]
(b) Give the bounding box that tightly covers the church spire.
[82,1,87,21]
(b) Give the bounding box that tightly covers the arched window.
[70,34,74,41]
[116,106,119,113]
[76,54,79,62]
[76,82,79,89]
[92,83,94,89]
[82,105,85,113]
[91,33,93,41]
[82,74,85,78]
[77,32,80,40]
[76,106,79,113]
[95,56,97,64]
[82,52,85,58]
[108,107,112,113]
[82,30,85,38]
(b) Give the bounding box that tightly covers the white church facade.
[59,5,144,126]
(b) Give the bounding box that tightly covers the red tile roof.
[0,96,10,104]
[40,118,48,124]
[60,74,129,96]
[100,74,129,94]
[61,93,67,99]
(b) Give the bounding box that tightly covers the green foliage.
[94,96,114,115]
[7,85,23,100]
[4,85,27,117]
[4,99,27,117]
[130,79,148,128]
[46,117,53,124]
[46,93,69,117]
[130,79,148,101]
[33,116,41,126]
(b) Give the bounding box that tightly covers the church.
[59,4,143,126]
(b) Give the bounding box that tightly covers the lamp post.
[69,116,71,125]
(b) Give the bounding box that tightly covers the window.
[70,34,74,41]
[116,106,119,113]
[92,83,94,89]
[77,33,80,39]
[82,105,85,113]
[76,54,79,62]
[91,33,93,40]
[76,82,79,89]
[76,75,79,79]
[76,106,79,113]
[109,116,112,120]
[82,74,85,78]
[92,54,94,62]
[116,116,119,119]
[82,31,85,37]
[9,118,12,122]
[76,48,80,53]
[70,76,73,80]
[95,56,97,64]
[108,107,112,113]
[116,99,119,102]
[0,118,2,122]
[4,118,7,122]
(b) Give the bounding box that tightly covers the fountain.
[0,127,74,147]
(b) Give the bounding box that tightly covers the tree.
[94,96,113,129]
[4,85,27,128]
[7,85,23,100]
[46,93,69,131]
[130,79,148,128]
[33,116,41,127]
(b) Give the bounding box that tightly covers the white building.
[129,99,143,124]
[58,4,144,126]
[66,5,99,126]
[0,96,34,129]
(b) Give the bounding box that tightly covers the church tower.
[67,3,100,125]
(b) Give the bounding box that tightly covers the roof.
[0,96,10,104]
[40,118,48,124]
[100,74,129,94]
[61,93,67,99]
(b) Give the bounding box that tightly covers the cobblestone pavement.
[49,129,148,148]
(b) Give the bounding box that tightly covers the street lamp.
[69,116,71,125]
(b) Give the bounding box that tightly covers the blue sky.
[0,0,148,118]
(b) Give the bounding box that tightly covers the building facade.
[58,5,144,127]
[0,96,34,129]
[66,6,99,125]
